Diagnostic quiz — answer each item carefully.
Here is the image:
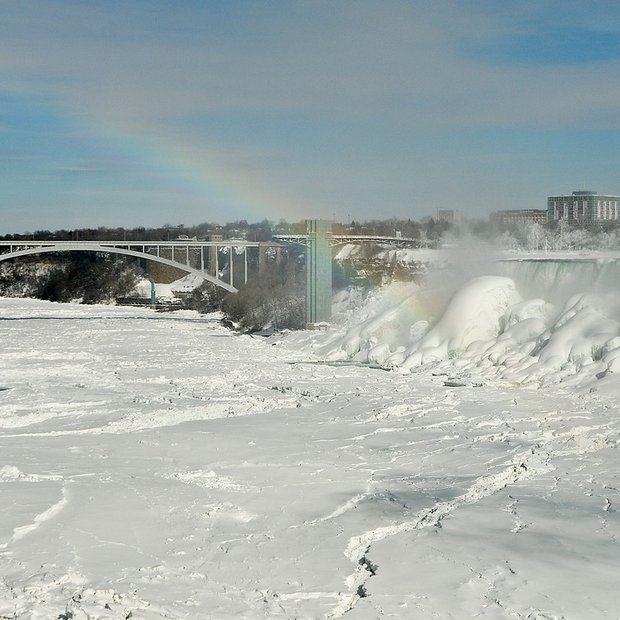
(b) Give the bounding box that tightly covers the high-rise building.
[491,209,547,227]
[547,190,620,224]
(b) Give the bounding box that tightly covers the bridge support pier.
[208,234,223,277]
[305,219,332,325]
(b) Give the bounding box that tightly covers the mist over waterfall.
[495,258,620,306]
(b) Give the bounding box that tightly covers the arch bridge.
[0,222,421,323]
[0,239,289,293]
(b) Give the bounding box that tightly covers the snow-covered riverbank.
[1,297,619,619]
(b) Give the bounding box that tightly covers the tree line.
[1,217,451,244]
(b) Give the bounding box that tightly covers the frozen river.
[1,298,619,619]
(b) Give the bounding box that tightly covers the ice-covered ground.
[1,285,620,619]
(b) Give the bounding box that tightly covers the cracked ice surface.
[0,298,619,619]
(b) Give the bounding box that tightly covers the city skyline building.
[547,191,620,225]
[491,209,547,227]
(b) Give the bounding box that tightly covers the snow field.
[0,297,619,618]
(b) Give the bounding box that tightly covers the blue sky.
[1,0,620,233]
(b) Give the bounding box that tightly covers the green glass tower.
[305,219,332,324]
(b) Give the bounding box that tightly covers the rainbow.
[80,115,318,224]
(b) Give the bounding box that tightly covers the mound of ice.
[400,276,521,368]
[317,274,620,389]
[496,293,620,386]
[315,283,442,365]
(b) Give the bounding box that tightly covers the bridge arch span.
[0,244,238,293]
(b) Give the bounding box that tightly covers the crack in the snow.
[506,495,528,533]
[329,422,614,618]
[327,445,553,618]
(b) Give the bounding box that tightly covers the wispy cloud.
[1,0,620,230]
[3,0,619,130]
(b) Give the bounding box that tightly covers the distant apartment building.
[434,209,463,224]
[491,209,547,227]
[547,190,620,224]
